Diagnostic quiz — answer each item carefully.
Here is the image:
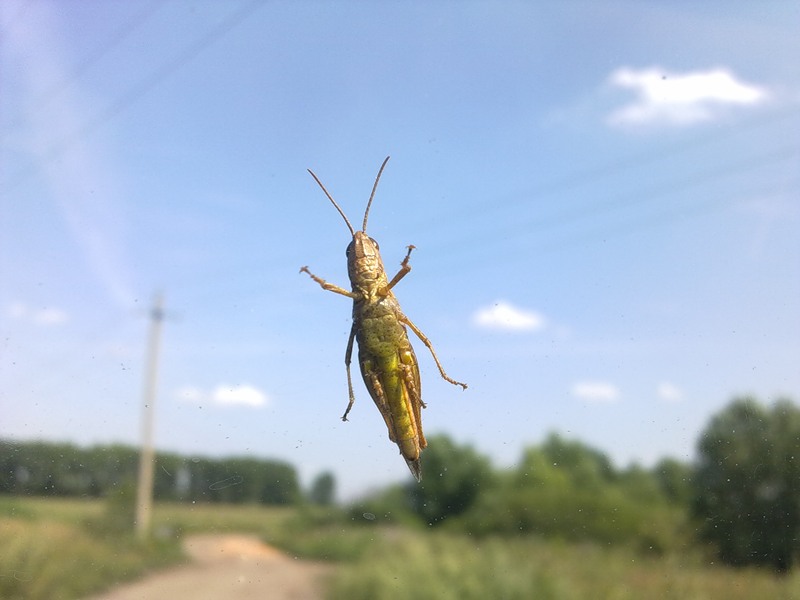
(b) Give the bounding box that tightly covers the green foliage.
[462,478,673,548]
[540,433,615,486]
[151,500,296,535]
[0,439,299,505]
[458,434,682,552]
[308,471,336,505]
[654,457,693,504]
[0,497,301,600]
[329,532,569,600]
[267,505,376,561]
[0,515,181,600]
[87,480,138,535]
[186,455,300,504]
[692,396,800,572]
[346,482,419,526]
[328,530,800,600]
[5,497,798,600]
[341,432,688,553]
[329,529,800,600]
[0,440,130,497]
[407,435,493,525]
[617,464,664,504]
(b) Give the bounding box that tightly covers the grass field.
[0,495,297,600]
[2,496,800,600]
[328,530,800,600]
[0,498,173,600]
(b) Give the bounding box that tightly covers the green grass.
[0,496,299,600]
[0,513,181,600]
[0,496,105,522]
[4,496,800,600]
[266,506,383,561]
[153,500,297,536]
[328,530,800,600]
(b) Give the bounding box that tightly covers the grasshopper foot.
[443,375,468,391]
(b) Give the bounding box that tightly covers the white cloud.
[176,384,269,408]
[607,66,769,127]
[472,301,545,332]
[5,302,68,326]
[571,381,620,403]
[212,384,268,408]
[34,307,69,325]
[657,381,684,403]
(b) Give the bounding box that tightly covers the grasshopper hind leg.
[400,315,468,390]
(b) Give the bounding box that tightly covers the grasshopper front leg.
[382,245,416,293]
[300,266,354,298]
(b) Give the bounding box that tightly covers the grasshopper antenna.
[308,168,356,237]
[362,156,390,232]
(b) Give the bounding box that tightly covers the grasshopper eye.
[369,237,379,250]
[346,241,354,258]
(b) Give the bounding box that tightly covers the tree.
[539,433,615,490]
[653,457,692,505]
[308,471,336,505]
[692,397,800,572]
[407,435,493,525]
[463,436,674,547]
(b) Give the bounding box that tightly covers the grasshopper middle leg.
[341,324,357,421]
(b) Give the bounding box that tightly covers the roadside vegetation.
[0,496,181,600]
[327,531,800,600]
[2,396,799,599]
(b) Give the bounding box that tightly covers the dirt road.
[86,534,334,600]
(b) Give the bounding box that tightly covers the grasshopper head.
[346,231,387,286]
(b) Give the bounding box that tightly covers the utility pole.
[135,292,165,540]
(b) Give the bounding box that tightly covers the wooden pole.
[135,293,164,540]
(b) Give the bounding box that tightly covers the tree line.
[0,441,300,505]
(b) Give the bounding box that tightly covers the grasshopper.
[300,156,467,481]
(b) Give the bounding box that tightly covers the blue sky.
[2,1,799,498]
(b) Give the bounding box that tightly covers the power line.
[412,146,800,275]
[409,107,800,233]
[3,0,264,190]
[4,0,166,132]
[498,145,799,241]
